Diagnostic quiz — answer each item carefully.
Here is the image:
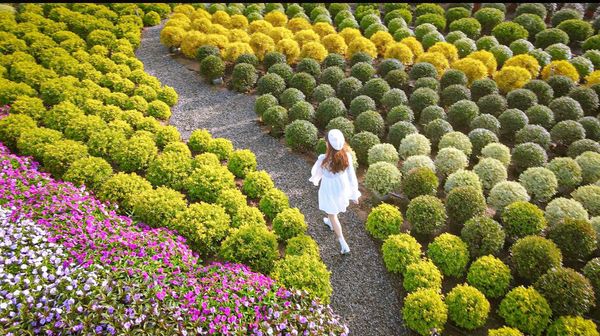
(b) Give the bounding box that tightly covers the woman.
[309,129,361,254]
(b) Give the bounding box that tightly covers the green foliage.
[548,218,597,261]
[427,233,469,278]
[259,188,289,220]
[365,162,402,197]
[285,234,320,258]
[461,215,505,257]
[492,22,529,45]
[187,129,212,154]
[219,224,279,274]
[231,205,266,228]
[0,113,36,150]
[97,172,152,213]
[502,201,547,238]
[576,151,600,184]
[447,100,479,132]
[534,266,595,316]
[16,127,62,162]
[519,167,558,203]
[132,186,187,229]
[367,143,398,165]
[498,286,552,336]
[199,55,225,81]
[407,195,446,236]
[476,93,507,117]
[366,203,403,240]
[510,236,563,282]
[403,259,442,293]
[257,73,286,96]
[401,167,438,200]
[467,255,512,299]
[63,156,112,191]
[446,284,490,330]
[112,133,157,172]
[215,188,247,217]
[231,63,257,92]
[399,134,431,159]
[242,170,274,199]
[272,207,307,241]
[546,316,600,336]
[402,288,447,336]
[207,138,234,161]
[434,147,468,177]
[350,131,380,165]
[271,254,332,303]
[545,197,589,227]
[186,164,235,203]
[382,233,422,274]
[488,327,523,336]
[572,185,600,217]
[227,149,257,178]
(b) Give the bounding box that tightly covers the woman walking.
[309,129,361,254]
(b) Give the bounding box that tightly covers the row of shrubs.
[0,3,334,304]
[365,200,600,335]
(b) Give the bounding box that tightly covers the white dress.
[309,152,361,215]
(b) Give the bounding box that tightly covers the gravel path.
[137,24,407,336]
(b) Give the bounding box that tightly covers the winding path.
[137,24,407,336]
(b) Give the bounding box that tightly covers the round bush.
[407,195,447,236]
[570,56,594,79]
[257,73,286,96]
[185,164,235,203]
[419,106,446,126]
[242,170,274,200]
[476,94,507,118]
[461,214,505,257]
[271,254,332,303]
[227,149,257,178]
[386,105,414,125]
[511,235,564,282]
[349,95,376,118]
[399,134,431,160]
[549,96,584,122]
[513,14,545,39]
[471,114,501,135]
[336,76,363,106]
[519,167,558,202]
[551,120,586,149]
[259,188,290,220]
[63,156,113,191]
[440,69,467,90]
[364,161,402,197]
[548,218,596,261]
[572,184,600,217]
[289,72,316,96]
[469,128,499,156]
[535,266,595,316]
[476,35,500,52]
[219,224,278,274]
[355,110,385,138]
[447,31,468,44]
[509,38,535,56]
[215,188,248,217]
[568,139,600,158]
[285,234,319,258]
[447,100,479,132]
[427,233,469,277]
[402,155,436,175]
[409,62,437,81]
[446,284,490,330]
[284,120,318,152]
[361,78,390,106]
[385,69,409,89]
[319,67,344,90]
[287,101,314,122]
[502,201,547,238]
[368,143,399,165]
[401,167,438,200]
[438,131,473,156]
[199,55,225,81]
[557,19,593,45]
[207,138,234,161]
[576,151,600,184]
[547,316,600,336]
[546,197,589,229]
[0,114,37,150]
[547,157,583,192]
[506,89,537,112]
[449,18,482,40]
[41,139,90,179]
[236,53,259,67]
[263,51,287,70]
[326,116,354,139]
[440,84,470,108]
[268,63,294,84]
[255,94,279,118]
[569,87,599,117]
[424,119,453,146]
[499,109,529,140]
[350,61,375,83]
[382,233,422,274]
[446,183,486,224]
[279,88,305,110]
[547,75,575,98]
[498,286,552,336]
[403,259,442,293]
[492,22,529,45]
[580,117,600,142]
[488,181,531,213]
[350,131,380,165]
[409,88,439,119]
[196,45,220,62]
[454,37,478,58]
[131,185,187,232]
[272,207,307,241]
[402,289,447,336]
[315,97,346,128]
[474,7,505,32]
[381,88,408,111]
[311,84,335,103]
[474,156,508,191]
[145,151,192,191]
[435,147,469,177]
[97,172,153,213]
[467,255,512,299]
[366,203,403,240]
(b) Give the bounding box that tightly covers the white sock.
[339,237,350,253]
[323,217,333,231]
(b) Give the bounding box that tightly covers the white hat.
[328,129,345,151]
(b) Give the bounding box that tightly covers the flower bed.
[0,143,348,334]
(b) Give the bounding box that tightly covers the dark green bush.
[510,236,563,282]
[548,218,596,261]
[231,63,257,92]
[199,55,225,81]
[446,187,487,227]
[476,93,507,117]
[284,119,318,152]
[407,195,447,236]
[461,215,505,257]
[534,266,595,316]
[257,72,286,96]
[401,167,438,200]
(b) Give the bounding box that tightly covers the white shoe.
[339,239,350,254]
[323,217,333,231]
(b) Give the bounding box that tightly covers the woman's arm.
[346,152,361,201]
[309,154,326,186]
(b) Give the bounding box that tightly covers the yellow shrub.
[321,34,348,56]
[541,60,580,82]
[207,23,229,36]
[339,28,362,45]
[467,50,497,77]
[586,70,600,86]
[300,41,328,62]
[230,15,248,30]
[191,18,212,32]
[268,27,294,44]
[249,20,274,35]
[211,10,231,28]
[190,9,211,21]
[160,26,186,48]
[451,58,488,85]
[428,42,459,63]
[204,34,229,51]
[170,13,192,24]
[416,52,449,76]
[287,17,312,33]
[493,66,532,93]
[180,31,206,58]
[173,5,195,17]
[228,29,250,43]
[276,38,301,64]
[249,32,275,61]
[313,22,336,38]
[384,42,414,65]
[165,18,191,31]
[504,54,540,78]
[370,31,395,57]
[223,42,254,62]
[347,36,378,58]
[265,11,288,27]
[400,37,424,58]
[294,29,321,48]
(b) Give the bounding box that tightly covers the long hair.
[322,138,349,174]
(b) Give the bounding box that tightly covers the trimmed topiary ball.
[476,94,507,118]
[381,88,408,111]
[315,97,346,128]
[319,66,345,89]
[296,58,321,77]
[385,69,409,89]
[438,131,473,156]
[336,76,363,106]
[446,186,487,227]
[549,96,584,122]
[259,188,290,220]
[572,185,600,217]
[568,139,600,158]
[461,215,505,257]
[440,84,471,108]
[467,255,512,299]
[488,181,530,213]
[435,147,469,177]
[502,201,547,238]
[446,284,490,330]
[199,55,225,81]
[366,203,403,240]
[545,197,589,227]
[419,106,446,126]
[271,254,332,303]
[402,288,448,336]
[289,72,317,96]
[350,61,375,83]
[268,63,294,84]
[469,128,499,155]
[474,157,508,191]
[255,94,279,118]
[355,110,385,138]
[361,78,391,106]
[257,73,286,96]
[368,143,399,165]
[444,169,482,194]
[569,87,599,116]
[427,233,469,278]
[547,75,575,98]
[534,266,595,316]
[548,156,583,192]
[518,167,558,202]
[288,101,315,122]
[402,155,436,175]
[511,142,547,173]
[580,117,600,142]
[272,207,307,241]
[576,151,600,184]
[470,114,500,134]
[499,108,529,140]
[403,259,442,293]
[311,84,335,103]
[409,62,438,81]
[447,100,479,131]
[364,161,402,197]
[279,88,305,109]
[507,89,538,111]
[406,195,447,236]
[220,224,279,274]
[547,316,600,336]
[243,170,275,200]
[498,286,552,336]
[350,131,380,165]
[386,105,414,125]
[551,120,586,149]
[402,167,438,200]
[382,233,422,274]
[399,134,431,160]
[388,121,418,148]
[349,95,376,118]
[231,63,258,93]
[424,119,453,146]
[440,69,468,89]
[548,217,597,261]
[511,235,563,282]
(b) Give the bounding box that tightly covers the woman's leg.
[328,214,343,239]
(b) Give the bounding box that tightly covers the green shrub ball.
[227,149,257,178]
[257,73,286,96]
[366,203,403,240]
[97,172,153,213]
[284,120,318,152]
[350,131,380,165]
[407,195,447,236]
[427,233,470,278]
[401,167,439,200]
[446,186,487,226]
[272,207,307,241]
[199,55,225,81]
[534,266,596,316]
[519,167,558,203]
[498,286,552,336]
[382,233,422,274]
[447,100,479,131]
[364,162,402,197]
[511,236,563,282]
[548,218,597,261]
[467,255,512,299]
[502,201,547,238]
[446,284,490,330]
[173,202,230,255]
[547,316,600,336]
[271,254,332,304]
[403,259,443,293]
[219,224,279,274]
[461,215,505,257]
[402,289,448,336]
[63,156,113,191]
[132,186,187,230]
[186,164,235,203]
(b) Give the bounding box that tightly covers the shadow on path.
[137,24,407,336]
